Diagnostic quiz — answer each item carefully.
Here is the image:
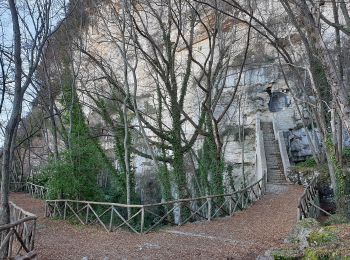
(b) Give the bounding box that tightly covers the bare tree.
[0,0,67,230]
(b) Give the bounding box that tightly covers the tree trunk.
[0,0,22,223]
[0,1,22,257]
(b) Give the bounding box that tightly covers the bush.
[324,214,349,226]
[295,158,317,169]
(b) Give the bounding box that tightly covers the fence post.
[140,207,145,234]
[53,201,56,217]
[241,192,245,208]
[64,201,67,220]
[109,206,114,232]
[31,219,36,251]
[86,206,89,224]
[207,198,212,221]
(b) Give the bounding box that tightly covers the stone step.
[264,144,279,147]
[269,174,284,177]
[268,168,283,171]
[265,149,279,152]
[266,159,283,165]
[268,176,286,180]
[264,142,279,146]
[269,179,286,182]
[268,180,287,184]
[267,181,289,185]
[266,161,283,164]
[268,168,283,172]
[266,160,283,163]
[264,141,277,144]
[264,137,277,140]
[268,174,284,178]
[268,170,283,174]
[261,121,287,185]
[268,170,284,173]
[265,151,281,154]
[267,164,283,168]
[266,152,282,155]
[262,129,274,132]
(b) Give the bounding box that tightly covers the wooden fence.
[26,182,48,199]
[46,176,265,234]
[0,202,37,259]
[297,176,320,220]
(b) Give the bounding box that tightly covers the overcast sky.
[0,1,68,146]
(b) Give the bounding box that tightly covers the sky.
[0,0,68,145]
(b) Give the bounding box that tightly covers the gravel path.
[10,184,303,260]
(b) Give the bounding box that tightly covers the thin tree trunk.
[0,0,22,257]
[337,114,343,165]
[0,0,22,223]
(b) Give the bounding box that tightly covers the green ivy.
[197,117,224,196]
[325,136,346,213]
[43,70,116,201]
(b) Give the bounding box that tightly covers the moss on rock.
[287,218,320,245]
[272,246,301,260]
[269,220,350,260]
[307,228,338,246]
[304,244,350,259]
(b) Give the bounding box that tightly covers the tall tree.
[0,0,67,228]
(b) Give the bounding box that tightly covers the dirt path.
[10,185,303,260]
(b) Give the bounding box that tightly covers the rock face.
[269,219,350,259]
[287,128,321,163]
[17,1,350,205]
[286,218,321,250]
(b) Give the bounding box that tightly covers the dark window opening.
[268,91,289,112]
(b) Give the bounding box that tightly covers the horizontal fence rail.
[297,175,320,220]
[46,176,265,234]
[0,202,37,259]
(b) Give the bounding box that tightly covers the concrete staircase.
[261,122,287,184]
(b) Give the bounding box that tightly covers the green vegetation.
[324,214,349,226]
[290,158,328,175]
[272,219,350,260]
[39,70,120,202]
[342,148,350,165]
[272,247,300,260]
[325,136,347,215]
[45,101,109,200]
[295,158,318,168]
[308,229,338,246]
[197,118,224,196]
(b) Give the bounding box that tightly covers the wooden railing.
[0,202,37,259]
[297,175,320,220]
[26,182,48,199]
[45,176,265,234]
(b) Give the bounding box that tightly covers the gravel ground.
[10,185,303,260]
